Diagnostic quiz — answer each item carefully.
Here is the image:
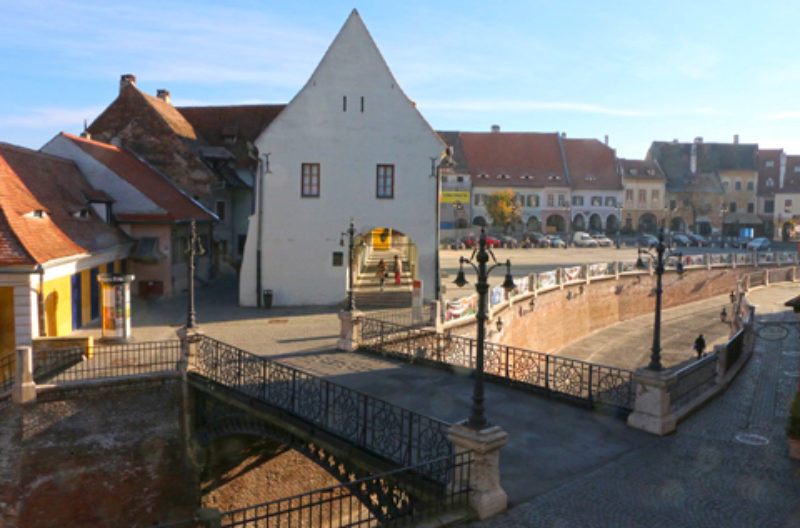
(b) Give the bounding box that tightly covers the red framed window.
[301,163,320,197]
[377,164,394,199]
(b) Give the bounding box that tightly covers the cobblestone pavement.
[75,277,800,525]
[469,284,800,528]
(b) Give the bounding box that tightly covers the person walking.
[694,334,706,358]
[393,254,402,286]
[376,259,386,291]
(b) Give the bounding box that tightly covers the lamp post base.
[447,422,509,520]
[337,309,363,351]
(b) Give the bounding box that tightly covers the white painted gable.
[240,10,444,306]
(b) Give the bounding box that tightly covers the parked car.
[441,237,464,249]
[501,235,519,248]
[591,233,613,247]
[730,236,752,248]
[672,234,692,247]
[746,237,771,251]
[573,231,599,247]
[688,233,709,247]
[462,234,502,248]
[528,233,550,248]
[637,233,659,248]
[546,234,566,248]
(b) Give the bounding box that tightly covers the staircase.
[353,250,413,309]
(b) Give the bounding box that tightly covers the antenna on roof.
[80,119,91,140]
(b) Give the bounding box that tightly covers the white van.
[573,231,599,247]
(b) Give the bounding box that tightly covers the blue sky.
[2,0,800,159]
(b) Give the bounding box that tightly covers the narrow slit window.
[360,96,364,113]
[343,96,347,112]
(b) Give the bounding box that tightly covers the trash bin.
[263,289,273,308]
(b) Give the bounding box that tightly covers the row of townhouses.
[441,131,800,242]
[3,9,800,357]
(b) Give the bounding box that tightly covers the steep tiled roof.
[782,155,800,193]
[59,133,216,223]
[648,140,757,193]
[0,143,130,265]
[177,104,285,170]
[459,132,568,188]
[619,158,664,180]
[562,138,621,190]
[757,149,782,197]
[0,204,33,265]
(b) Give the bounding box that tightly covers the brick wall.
[504,268,748,353]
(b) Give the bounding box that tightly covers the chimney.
[694,136,703,144]
[733,134,739,144]
[119,74,136,92]
[604,135,609,146]
[80,119,91,140]
[156,89,171,104]
[673,138,679,143]
[491,124,500,133]
[780,151,787,189]
[561,132,566,138]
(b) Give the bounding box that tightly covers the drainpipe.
[255,153,269,307]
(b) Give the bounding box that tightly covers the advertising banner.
[563,266,582,282]
[589,263,611,278]
[490,285,504,306]
[537,270,557,289]
[445,294,478,322]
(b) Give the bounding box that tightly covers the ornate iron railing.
[33,341,182,385]
[360,318,635,411]
[195,336,453,469]
[219,453,470,528]
[668,355,719,411]
[361,305,434,331]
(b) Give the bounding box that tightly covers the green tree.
[485,189,521,233]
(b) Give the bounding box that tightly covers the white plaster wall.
[240,13,443,306]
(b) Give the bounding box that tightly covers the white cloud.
[419,99,648,117]
[2,105,105,128]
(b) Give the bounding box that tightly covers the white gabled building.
[239,10,445,307]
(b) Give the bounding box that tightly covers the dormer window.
[72,209,91,219]
[629,168,638,175]
[547,174,560,181]
[26,209,46,218]
[766,178,775,188]
[584,174,597,182]
[477,173,489,179]
[647,169,656,176]
[765,160,775,168]
[521,173,533,180]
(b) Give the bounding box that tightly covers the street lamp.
[340,219,357,312]
[636,227,683,371]
[185,219,205,329]
[453,227,516,429]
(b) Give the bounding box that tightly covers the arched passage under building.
[638,213,658,233]
[546,214,566,233]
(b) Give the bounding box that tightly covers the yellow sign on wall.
[442,191,470,203]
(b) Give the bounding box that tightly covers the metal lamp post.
[341,219,357,312]
[185,220,205,329]
[637,226,683,371]
[453,228,516,429]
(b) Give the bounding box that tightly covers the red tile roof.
[0,143,130,265]
[562,138,622,190]
[59,133,216,223]
[459,132,568,188]
[757,149,782,196]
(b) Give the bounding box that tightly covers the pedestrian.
[694,334,706,358]
[393,254,402,286]
[376,259,386,291]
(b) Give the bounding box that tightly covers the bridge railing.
[360,318,635,411]
[32,340,182,385]
[195,336,453,469]
[219,453,470,528]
